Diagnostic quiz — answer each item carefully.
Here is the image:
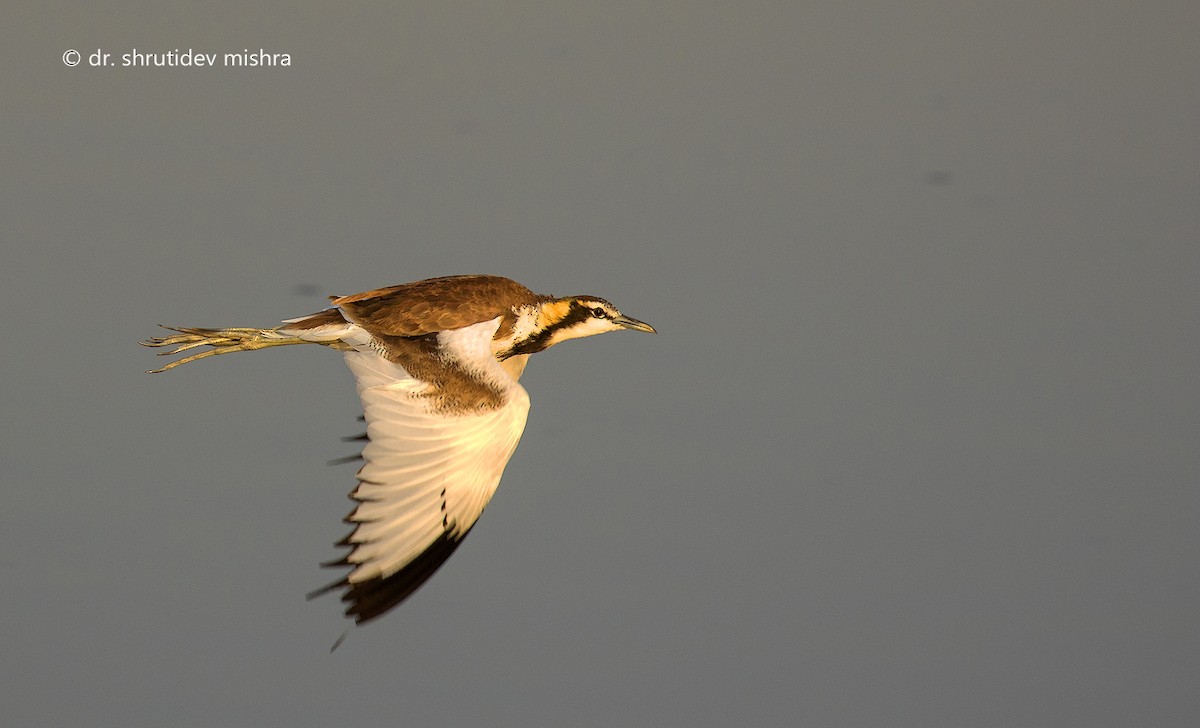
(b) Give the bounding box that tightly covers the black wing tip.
[305,578,344,601]
[311,528,474,625]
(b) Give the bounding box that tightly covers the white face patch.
[496,298,643,358]
[543,314,626,347]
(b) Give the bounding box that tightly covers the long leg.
[140,325,347,373]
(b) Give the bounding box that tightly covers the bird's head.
[545,296,657,339]
[500,296,656,357]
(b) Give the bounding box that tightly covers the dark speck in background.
[925,170,952,186]
[291,283,321,297]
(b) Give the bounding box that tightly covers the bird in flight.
[142,274,655,628]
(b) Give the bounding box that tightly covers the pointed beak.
[613,314,657,334]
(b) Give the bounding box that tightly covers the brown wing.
[331,275,545,337]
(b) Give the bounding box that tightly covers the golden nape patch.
[536,299,575,329]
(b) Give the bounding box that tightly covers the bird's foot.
[140,326,300,372]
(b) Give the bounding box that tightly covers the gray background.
[4,2,1198,726]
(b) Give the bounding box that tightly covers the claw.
[146,348,229,373]
[155,339,222,355]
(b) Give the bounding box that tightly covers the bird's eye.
[591,307,606,318]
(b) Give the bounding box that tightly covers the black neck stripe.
[507,301,593,356]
